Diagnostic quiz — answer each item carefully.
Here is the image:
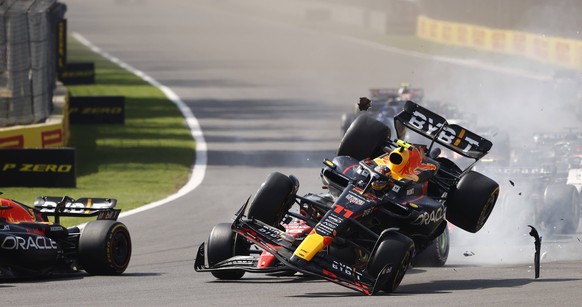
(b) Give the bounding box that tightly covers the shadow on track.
[396,277,581,295]
[0,271,161,285]
[284,277,581,298]
[210,275,323,285]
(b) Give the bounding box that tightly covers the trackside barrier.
[0,119,65,148]
[0,83,75,187]
[56,19,95,85]
[417,15,582,71]
[0,147,76,187]
[68,96,125,124]
[0,83,68,149]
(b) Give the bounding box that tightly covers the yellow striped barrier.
[417,15,582,71]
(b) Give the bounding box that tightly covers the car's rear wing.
[395,101,492,160]
[33,196,120,222]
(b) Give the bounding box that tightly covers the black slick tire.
[367,232,414,293]
[206,223,249,280]
[337,115,390,161]
[446,171,499,233]
[247,172,296,227]
[78,220,132,275]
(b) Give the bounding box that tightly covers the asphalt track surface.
[4,1,582,306]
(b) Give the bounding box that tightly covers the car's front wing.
[194,243,294,274]
[230,206,384,295]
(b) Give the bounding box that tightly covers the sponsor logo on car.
[411,207,445,226]
[1,235,58,250]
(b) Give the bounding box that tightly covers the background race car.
[340,84,424,136]
[0,195,132,278]
[477,130,582,235]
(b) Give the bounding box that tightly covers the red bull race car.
[196,101,498,295]
[0,195,132,278]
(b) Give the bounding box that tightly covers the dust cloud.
[422,3,582,266]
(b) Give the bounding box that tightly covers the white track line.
[71,32,207,218]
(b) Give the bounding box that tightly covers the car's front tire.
[247,172,297,227]
[206,223,249,280]
[367,231,414,293]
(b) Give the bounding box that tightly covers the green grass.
[3,37,196,226]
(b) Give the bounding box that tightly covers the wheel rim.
[392,247,412,290]
[112,231,131,267]
[477,189,499,229]
[438,231,449,256]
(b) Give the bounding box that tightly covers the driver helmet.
[371,165,391,190]
[388,146,411,174]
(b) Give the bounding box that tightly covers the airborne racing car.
[196,101,499,295]
[0,195,132,278]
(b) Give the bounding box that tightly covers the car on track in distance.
[481,131,582,235]
[340,83,424,136]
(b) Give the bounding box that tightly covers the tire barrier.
[0,0,67,126]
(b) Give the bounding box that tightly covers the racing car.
[480,130,582,235]
[0,195,132,278]
[196,101,498,295]
[340,84,424,136]
[563,135,582,194]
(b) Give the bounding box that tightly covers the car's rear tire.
[367,232,414,293]
[247,172,297,227]
[542,183,580,234]
[412,227,449,267]
[337,115,390,161]
[78,220,132,275]
[206,223,249,280]
[446,171,499,233]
